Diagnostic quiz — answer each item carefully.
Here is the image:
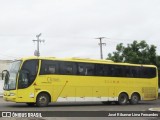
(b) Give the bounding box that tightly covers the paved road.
[0,97,159,120]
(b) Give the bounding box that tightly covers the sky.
[0,0,160,60]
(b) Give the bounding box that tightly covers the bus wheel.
[118,93,128,105]
[26,103,35,107]
[129,93,140,105]
[36,93,49,107]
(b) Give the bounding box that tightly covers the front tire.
[118,93,128,105]
[36,93,49,107]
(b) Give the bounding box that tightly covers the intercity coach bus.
[2,57,158,107]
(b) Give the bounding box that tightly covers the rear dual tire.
[129,93,140,105]
[118,93,140,105]
[118,93,128,105]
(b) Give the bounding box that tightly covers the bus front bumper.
[3,91,16,102]
[3,95,16,102]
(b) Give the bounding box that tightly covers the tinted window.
[18,60,38,89]
[77,63,94,76]
[130,66,141,78]
[40,60,59,75]
[149,68,156,78]
[39,60,157,78]
[124,66,131,77]
[103,65,110,76]
[102,65,124,77]
[96,64,104,76]
[113,65,124,77]
[77,63,85,75]
[22,60,38,75]
[141,67,156,78]
[60,62,77,75]
[85,64,94,76]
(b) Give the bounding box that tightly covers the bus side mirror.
[2,70,9,80]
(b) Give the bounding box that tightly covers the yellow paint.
[3,56,158,103]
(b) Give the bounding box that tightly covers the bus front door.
[17,70,35,103]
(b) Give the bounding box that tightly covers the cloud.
[0,0,160,60]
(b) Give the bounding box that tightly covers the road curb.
[148,108,160,112]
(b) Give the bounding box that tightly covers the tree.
[107,40,159,66]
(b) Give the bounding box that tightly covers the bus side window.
[96,64,104,76]
[22,60,38,76]
[130,67,140,78]
[108,65,115,76]
[77,63,85,75]
[19,60,39,89]
[48,65,56,74]
[104,65,109,76]
[40,60,59,75]
[78,65,85,75]
[85,64,94,76]
[124,66,131,77]
[114,66,124,77]
[65,65,73,74]
[141,67,156,78]
[141,67,148,78]
[77,63,94,76]
[60,62,76,75]
[149,68,156,78]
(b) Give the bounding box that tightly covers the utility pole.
[33,33,45,57]
[95,37,106,59]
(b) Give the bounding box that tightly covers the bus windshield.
[4,61,21,90]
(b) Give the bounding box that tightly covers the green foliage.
[107,40,159,67]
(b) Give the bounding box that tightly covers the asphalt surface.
[0,97,159,120]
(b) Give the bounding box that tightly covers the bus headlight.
[10,93,15,96]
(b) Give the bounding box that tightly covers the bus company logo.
[2,112,12,117]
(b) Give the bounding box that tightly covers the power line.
[95,37,107,59]
[33,33,45,57]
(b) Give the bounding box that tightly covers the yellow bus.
[2,57,158,107]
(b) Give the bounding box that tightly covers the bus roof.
[18,56,157,68]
